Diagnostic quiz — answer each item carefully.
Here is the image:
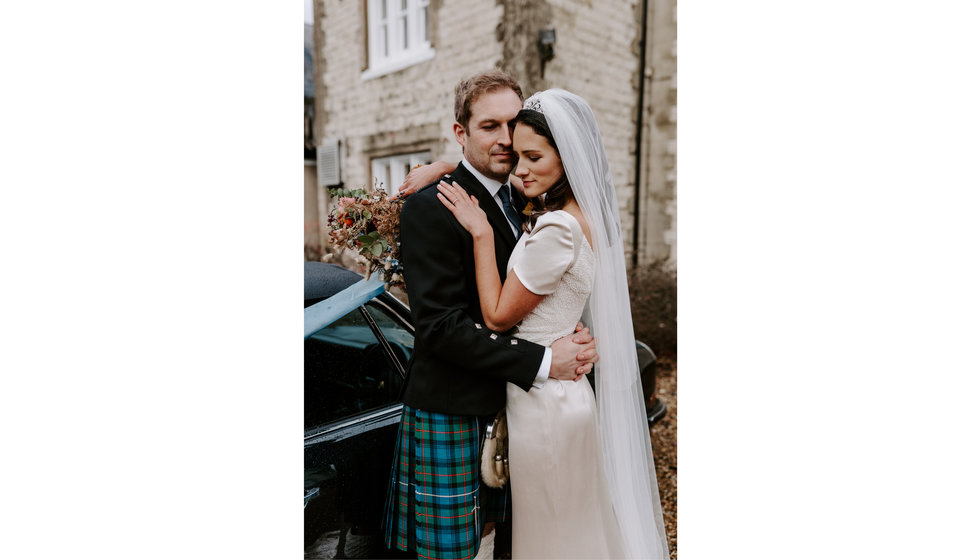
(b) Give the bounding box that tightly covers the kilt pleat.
[383,405,507,560]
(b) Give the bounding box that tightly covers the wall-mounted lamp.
[538,28,556,69]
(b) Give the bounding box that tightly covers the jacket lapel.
[450,164,519,253]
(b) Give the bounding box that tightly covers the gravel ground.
[650,358,678,559]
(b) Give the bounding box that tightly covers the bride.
[435,89,670,559]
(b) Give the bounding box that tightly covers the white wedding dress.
[505,210,627,559]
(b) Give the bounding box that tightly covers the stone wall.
[311,0,677,267]
[304,163,320,250]
[514,0,643,258]
[317,0,507,192]
[637,0,677,267]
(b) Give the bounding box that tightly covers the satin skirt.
[506,378,626,559]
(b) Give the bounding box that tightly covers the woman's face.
[512,122,564,199]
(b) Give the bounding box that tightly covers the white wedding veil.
[524,89,670,559]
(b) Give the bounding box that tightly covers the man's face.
[454,88,522,183]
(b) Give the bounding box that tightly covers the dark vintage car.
[304,262,414,557]
[303,262,666,557]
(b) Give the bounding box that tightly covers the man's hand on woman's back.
[549,322,598,382]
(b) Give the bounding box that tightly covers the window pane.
[381,0,387,18]
[383,162,393,192]
[371,151,431,193]
[304,306,404,428]
[402,16,408,49]
[390,161,408,191]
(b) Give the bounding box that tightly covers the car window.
[364,301,415,367]
[305,304,405,429]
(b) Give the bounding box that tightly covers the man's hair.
[454,69,524,132]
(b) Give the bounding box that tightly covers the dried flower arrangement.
[325,186,405,289]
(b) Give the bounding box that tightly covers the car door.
[304,296,414,548]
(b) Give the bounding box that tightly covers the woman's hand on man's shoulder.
[388,160,457,200]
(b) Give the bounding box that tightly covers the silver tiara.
[523,95,544,113]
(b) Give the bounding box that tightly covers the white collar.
[461,158,506,197]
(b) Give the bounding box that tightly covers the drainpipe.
[632,0,649,269]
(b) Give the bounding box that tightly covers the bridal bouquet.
[325,186,405,289]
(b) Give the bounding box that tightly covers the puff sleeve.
[512,212,577,295]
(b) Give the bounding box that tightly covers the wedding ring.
[453,198,460,204]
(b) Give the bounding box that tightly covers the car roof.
[304,262,363,303]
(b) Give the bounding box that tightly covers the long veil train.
[525,89,670,559]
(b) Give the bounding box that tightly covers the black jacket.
[399,163,544,415]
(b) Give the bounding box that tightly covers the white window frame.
[371,151,431,193]
[362,0,433,80]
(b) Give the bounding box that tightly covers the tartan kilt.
[383,404,508,560]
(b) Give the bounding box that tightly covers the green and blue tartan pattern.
[383,405,507,559]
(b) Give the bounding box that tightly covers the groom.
[383,69,597,560]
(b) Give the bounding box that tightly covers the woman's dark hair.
[514,109,573,233]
